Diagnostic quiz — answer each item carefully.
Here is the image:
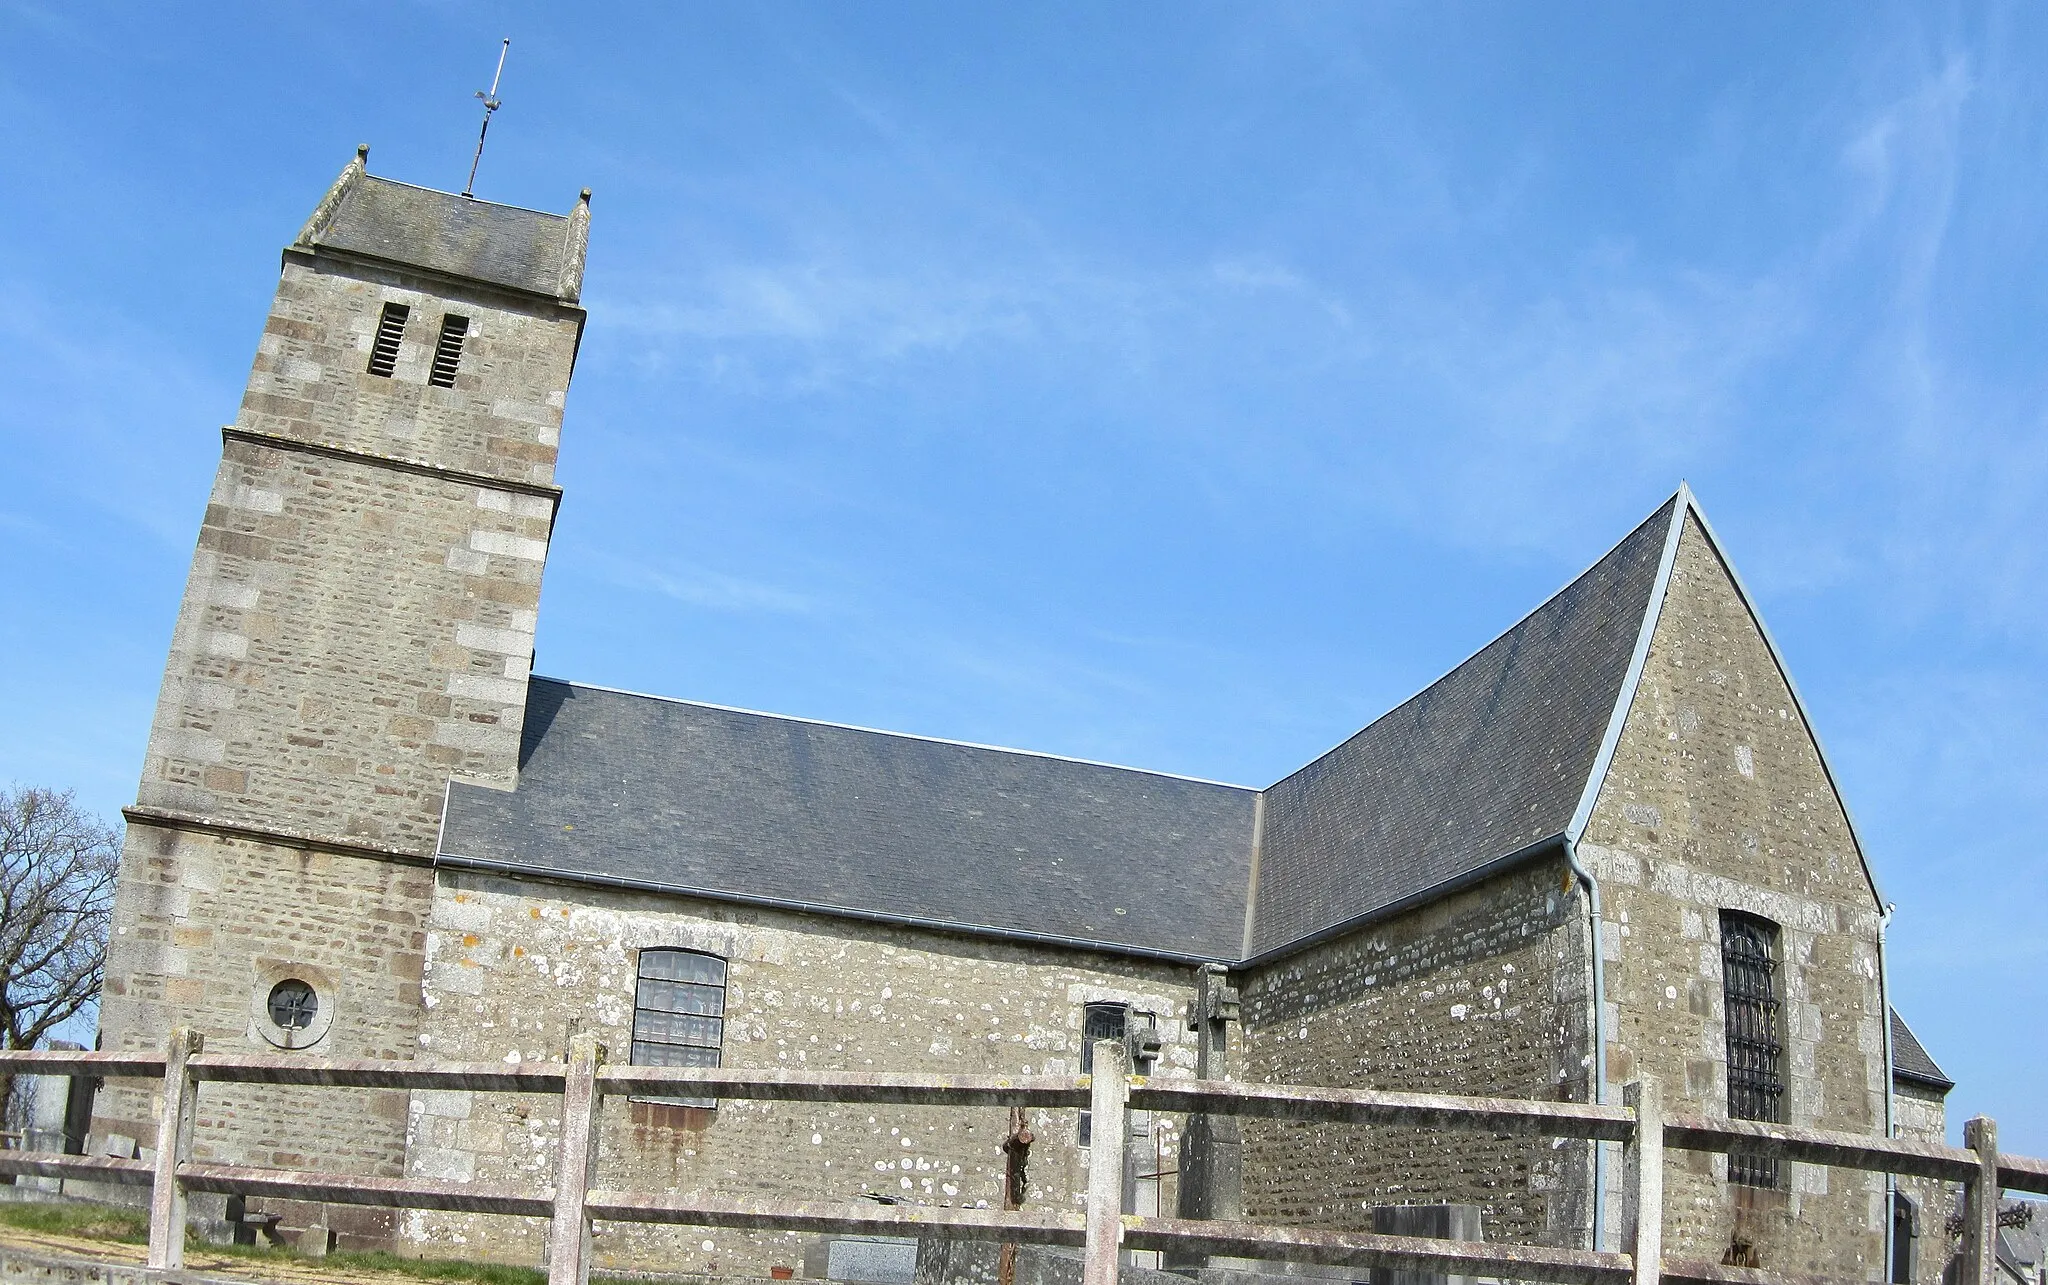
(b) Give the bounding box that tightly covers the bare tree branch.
[0,786,121,1123]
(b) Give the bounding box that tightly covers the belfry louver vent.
[366,303,409,378]
[428,314,470,388]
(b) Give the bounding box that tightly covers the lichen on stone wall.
[407,872,1200,1275]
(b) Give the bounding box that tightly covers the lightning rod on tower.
[461,38,510,199]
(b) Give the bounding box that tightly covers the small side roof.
[1891,1008,1955,1091]
[440,680,1259,960]
[293,146,590,302]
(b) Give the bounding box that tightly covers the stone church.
[96,149,1956,1281]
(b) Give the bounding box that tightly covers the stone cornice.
[221,426,564,506]
[122,805,434,869]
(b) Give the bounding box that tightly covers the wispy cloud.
[0,280,231,548]
[595,556,815,615]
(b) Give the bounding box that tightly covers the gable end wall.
[1580,513,1886,1274]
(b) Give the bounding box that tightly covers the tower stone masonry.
[95,147,591,1250]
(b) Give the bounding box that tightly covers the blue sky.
[3,4,2045,1155]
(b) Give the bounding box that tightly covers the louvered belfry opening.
[1721,911,1784,1187]
[366,302,409,377]
[428,313,470,388]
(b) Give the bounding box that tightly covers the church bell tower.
[96,147,590,1249]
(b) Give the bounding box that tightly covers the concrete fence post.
[547,1034,607,1285]
[1083,1039,1130,1285]
[1959,1116,1999,1285]
[1621,1080,1663,1285]
[146,1028,204,1270]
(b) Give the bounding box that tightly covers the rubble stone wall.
[1890,1082,1955,1284]
[404,871,1203,1276]
[1578,515,1888,1274]
[1237,855,1595,1249]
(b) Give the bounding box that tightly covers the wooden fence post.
[146,1028,203,1270]
[1083,1039,1130,1285]
[1959,1116,1999,1285]
[1621,1080,1662,1285]
[547,1034,607,1285]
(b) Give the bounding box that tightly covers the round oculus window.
[250,963,334,1050]
[267,979,318,1031]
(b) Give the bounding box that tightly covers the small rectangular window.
[367,303,409,378]
[428,314,470,388]
[1077,1001,1127,1146]
[631,948,726,1110]
[1721,911,1783,1187]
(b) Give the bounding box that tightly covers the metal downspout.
[1879,902,1898,1281]
[1563,834,1608,1253]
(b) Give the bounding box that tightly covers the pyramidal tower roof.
[292,145,591,302]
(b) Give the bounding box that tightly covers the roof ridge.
[355,171,573,221]
[527,675,1259,792]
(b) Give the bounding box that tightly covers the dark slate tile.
[1890,1008,1953,1089]
[316,176,573,299]
[440,496,1684,966]
[445,684,1260,960]
[1247,498,1677,957]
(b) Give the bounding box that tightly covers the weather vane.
[461,38,511,199]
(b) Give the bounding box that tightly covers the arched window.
[1720,911,1783,1187]
[632,948,727,1110]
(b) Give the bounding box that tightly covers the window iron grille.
[631,948,726,1109]
[1721,911,1783,1188]
[267,979,317,1030]
[1077,1002,1128,1146]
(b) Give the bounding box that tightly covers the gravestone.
[1367,1204,1484,1285]
[822,1235,919,1284]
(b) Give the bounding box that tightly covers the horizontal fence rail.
[597,1066,1092,1108]
[1664,1114,1984,1185]
[2,1037,2041,1285]
[1126,1079,1637,1141]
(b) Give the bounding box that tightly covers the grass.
[193,1240,558,1285]
[0,1200,661,1285]
[0,1200,150,1243]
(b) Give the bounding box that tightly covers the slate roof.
[439,496,1688,962]
[1245,499,1674,956]
[440,683,1260,960]
[295,152,587,301]
[1891,1008,1955,1091]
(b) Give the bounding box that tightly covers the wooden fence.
[0,1034,2041,1285]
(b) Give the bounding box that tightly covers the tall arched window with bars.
[1720,911,1784,1187]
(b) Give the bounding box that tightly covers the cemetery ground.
[0,1197,650,1285]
